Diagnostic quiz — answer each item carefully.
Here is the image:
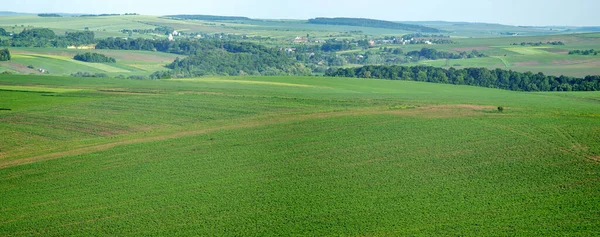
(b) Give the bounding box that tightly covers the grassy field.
[0,74,598,235]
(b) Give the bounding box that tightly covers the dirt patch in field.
[176,91,226,95]
[97,89,161,95]
[0,104,497,169]
[452,46,491,51]
[3,62,40,74]
[537,48,570,55]
[513,61,540,66]
[551,59,593,65]
[428,104,496,110]
[591,156,600,162]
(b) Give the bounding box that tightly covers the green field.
[0,47,180,76]
[1,75,599,235]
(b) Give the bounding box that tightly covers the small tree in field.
[497,106,504,113]
[0,49,10,61]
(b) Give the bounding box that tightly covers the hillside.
[1,75,599,235]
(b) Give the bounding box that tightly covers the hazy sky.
[3,0,599,26]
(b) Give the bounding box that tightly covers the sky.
[3,0,599,26]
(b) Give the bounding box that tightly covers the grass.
[0,74,599,235]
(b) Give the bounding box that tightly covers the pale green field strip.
[16,54,131,73]
[503,47,554,55]
[170,78,331,88]
[0,85,84,93]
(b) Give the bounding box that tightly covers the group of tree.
[326,65,600,92]
[0,48,10,61]
[120,26,175,36]
[166,41,311,76]
[38,13,61,17]
[0,28,95,47]
[78,14,120,17]
[511,41,565,46]
[70,72,109,78]
[320,40,356,52]
[96,37,311,76]
[74,52,116,63]
[568,49,598,55]
[406,48,487,60]
[0,28,9,36]
[308,18,443,33]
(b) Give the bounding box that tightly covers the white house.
[168,34,174,41]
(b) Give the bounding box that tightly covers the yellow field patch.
[126,64,168,72]
[503,47,552,55]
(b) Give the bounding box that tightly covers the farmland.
[1,15,600,77]
[1,75,599,235]
[0,8,600,236]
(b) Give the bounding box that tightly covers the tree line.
[326,65,600,91]
[308,18,443,33]
[569,49,598,55]
[0,28,95,47]
[406,48,487,60]
[38,14,61,17]
[511,41,565,46]
[74,52,116,63]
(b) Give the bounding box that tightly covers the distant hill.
[308,17,443,33]
[570,26,600,32]
[165,15,251,21]
[0,11,31,16]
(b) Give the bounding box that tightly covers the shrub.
[498,106,504,113]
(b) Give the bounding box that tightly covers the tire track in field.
[0,105,496,169]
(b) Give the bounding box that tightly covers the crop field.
[0,74,599,235]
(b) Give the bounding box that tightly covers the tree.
[0,49,10,61]
[497,106,504,113]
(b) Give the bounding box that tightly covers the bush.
[0,48,11,61]
[498,106,504,113]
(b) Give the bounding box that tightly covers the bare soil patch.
[452,46,491,51]
[551,59,593,65]
[513,61,540,66]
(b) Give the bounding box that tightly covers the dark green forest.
[73,52,116,63]
[308,18,442,33]
[569,49,598,55]
[406,48,487,60]
[38,14,62,17]
[0,28,95,47]
[326,65,600,91]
